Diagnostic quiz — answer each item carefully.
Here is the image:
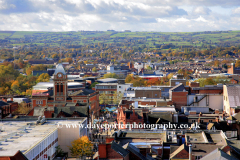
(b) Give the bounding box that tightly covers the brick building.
[31,64,100,118]
[228,63,240,74]
[135,88,161,98]
[169,83,188,111]
[117,107,144,129]
[95,83,117,104]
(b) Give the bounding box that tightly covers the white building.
[0,118,87,160]
[187,94,223,111]
[117,83,133,93]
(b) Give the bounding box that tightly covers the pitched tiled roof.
[0,101,9,107]
[111,141,129,158]
[170,144,188,159]
[233,112,240,121]
[169,83,186,92]
[123,143,148,160]
[201,148,238,160]
[54,106,88,117]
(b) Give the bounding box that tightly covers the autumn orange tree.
[69,136,93,158]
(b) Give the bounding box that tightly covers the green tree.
[147,66,152,70]
[90,82,99,89]
[92,67,97,72]
[103,73,118,79]
[36,73,50,83]
[99,92,110,107]
[125,74,134,83]
[14,102,31,114]
[113,91,123,105]
[69,136,93,158]
[235,60,240,68]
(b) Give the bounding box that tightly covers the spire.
[54,63,66,75]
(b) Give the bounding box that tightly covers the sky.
[1,0,240,32]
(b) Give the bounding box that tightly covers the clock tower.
[53,64,68,103]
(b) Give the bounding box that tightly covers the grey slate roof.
[201,148,238,160]
[111,141,129,158]
[123,143,148,160]
[54,106,88,117]
[54,63,66,75]
[33,107,54,116]
[169,83,186,92]
[0,101,9,107]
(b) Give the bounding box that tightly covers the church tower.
[53,64,68,103]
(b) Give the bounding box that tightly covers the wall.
[172,92,188,110]
[170,79,186,86]
[57,119,87,156]
[117,84,133,93]
[135,90,161,98]
[187,94,223,111]
[24,129,58,160]
[223,85,231,115]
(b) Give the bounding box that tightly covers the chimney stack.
[189,144,192,160]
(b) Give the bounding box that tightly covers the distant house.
[28,59,55,65]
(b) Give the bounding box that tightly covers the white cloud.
[0,0,239,31]
[193,6,211,15]
[232,7,240,14]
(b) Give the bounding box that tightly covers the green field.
[1,30,240,48]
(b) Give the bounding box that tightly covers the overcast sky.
[1,0,240,32]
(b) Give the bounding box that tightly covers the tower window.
[57,84,59,92]
[60,84,63,93]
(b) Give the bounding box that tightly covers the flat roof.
[96,83,118,85]
[33,82,84,90]
[0,118,86,156]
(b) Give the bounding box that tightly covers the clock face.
[58,73,62,78]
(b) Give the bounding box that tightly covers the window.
[155,94,158,97]
[119,86,121,88]
[209,120,213,122]
[200,120,204,123]
[192,120,196,123]
[195,156,202,160]
[60,83,63,93]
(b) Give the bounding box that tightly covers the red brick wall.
[173,149,194,159]
[106,144,124,159]
[228,65,234,74]
[44,111,54,118]
[199,89,222,94]
[98,144,107,158]
[172,92,188,110]
[0,151,27,160]
[189,82,200,87]
[139,101,156,105]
